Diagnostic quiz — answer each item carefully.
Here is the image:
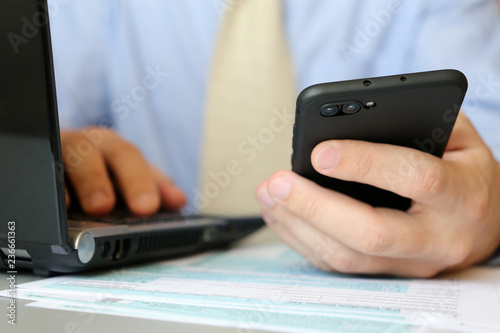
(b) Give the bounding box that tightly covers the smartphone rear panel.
[292,70,468,210]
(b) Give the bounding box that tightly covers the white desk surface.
[1,227,499,333]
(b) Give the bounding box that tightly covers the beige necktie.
[198,0,296,216]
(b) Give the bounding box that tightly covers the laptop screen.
[0,0,68,249]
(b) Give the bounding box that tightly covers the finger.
[150,166,187,210]
[258,181,446,276]
[443,112,494,180]
[61,133,115,215]
[266,219,332,272]
[256,182,330,270]
[311,139,455,205]
[444,112,481,152]
[264,208,351,272]
[99,132,160,215]
[263,171,431,258]
[264,201,443,277]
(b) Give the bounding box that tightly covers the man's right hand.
[61,127,186,216]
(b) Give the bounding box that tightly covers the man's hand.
[61,127,186,215]
[256,113,500,277]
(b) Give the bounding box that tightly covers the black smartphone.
[291,69,468,210]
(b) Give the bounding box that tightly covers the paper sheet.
[2,244,500,333]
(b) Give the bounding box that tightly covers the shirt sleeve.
[410,0,500,160]
[49,0,112,129]
[410,0,500,265]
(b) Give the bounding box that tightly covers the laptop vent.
[136,229,204,255]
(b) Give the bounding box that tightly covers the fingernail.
[86,190,109,210]
[257,187,275,209]
[268,176,292,201]
[315,145,340,171]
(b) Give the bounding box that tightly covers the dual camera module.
[319,102,366,117]
[318,79,379,117]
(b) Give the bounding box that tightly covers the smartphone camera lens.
[342,103,361,115]
[319,104,340,117]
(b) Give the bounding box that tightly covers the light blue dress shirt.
[48,0,500,206]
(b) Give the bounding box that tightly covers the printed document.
[2,243,500,333]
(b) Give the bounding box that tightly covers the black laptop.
[0,0,263,276]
